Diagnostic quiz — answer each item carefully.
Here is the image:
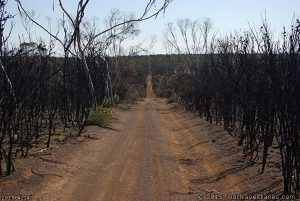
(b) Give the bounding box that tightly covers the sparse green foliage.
[101,94,121,108]
[113,94,121,105]
[102,97,112,108]
[85,105,111,127]
[52,133,66,142]
[167,92,179,104]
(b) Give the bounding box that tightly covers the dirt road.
[32,75,240,201]
[32,75,193,201]
[1,74,283,200]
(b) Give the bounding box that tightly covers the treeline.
[152,18,300,196]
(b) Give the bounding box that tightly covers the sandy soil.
[0,74,288,201]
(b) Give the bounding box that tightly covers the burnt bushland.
[152,20,300,196]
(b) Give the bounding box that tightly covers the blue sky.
[4,0,300,54]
